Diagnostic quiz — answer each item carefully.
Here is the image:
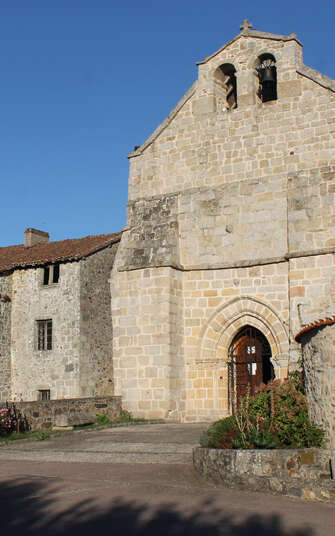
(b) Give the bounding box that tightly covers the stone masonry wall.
[112,30,335,421]
[125,78,335,271]
[289,253,335,362]
[79,244,119,397]
[182,264,290,421]
[11,263,81,401]
[13,396,122,430]
[193,447,335,503]
[120,195,180,270]
[112,260,291,421]
[111,265,184,419]
[123,31,335,314]
[301,323,335,448]
[0,273,12,401]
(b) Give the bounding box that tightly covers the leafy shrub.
[200,416,238,448]
[96,413,110,425]
[232,427,277,449]
[36,430,50,441]
[200,375,325,449]
[96,409,135,426]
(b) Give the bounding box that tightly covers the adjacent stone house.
[0,228,120,402]
[111,22,335,423]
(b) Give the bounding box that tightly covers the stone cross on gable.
[240,19,253,31]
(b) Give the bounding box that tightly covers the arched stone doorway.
[195,297,289,421]
[228,325,274,413]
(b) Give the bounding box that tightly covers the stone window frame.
[37,389,51,401]
[36,319,53,351]
[41,264,60,286]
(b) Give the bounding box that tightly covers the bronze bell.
[260,66,275,84]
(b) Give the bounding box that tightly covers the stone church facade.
[1,23,335,429]
[111,23,335,422]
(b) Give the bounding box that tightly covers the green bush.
[200,416,238,448]
[36,430,50,441]
[232,427,277,449]
[96,413,110,425]
[200,375,325,449]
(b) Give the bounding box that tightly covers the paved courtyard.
[0,423,334,535]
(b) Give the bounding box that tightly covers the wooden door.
[229,326,269,413]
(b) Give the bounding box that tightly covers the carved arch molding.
[198,297,289,369]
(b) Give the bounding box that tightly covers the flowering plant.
[0,404,29,436]
[200,374,325,449]
[0,407,14,436]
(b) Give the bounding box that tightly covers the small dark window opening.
[220,63,237,110]
[43,266,50,285]
[257,54,277,103]
[42,264,60,285]
[38,389,50,401]
[53,264,59,283]
[37,319,52,351]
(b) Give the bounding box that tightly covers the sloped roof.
[295,316,335,342]
[0,232,121,274]
[196,28,301,65]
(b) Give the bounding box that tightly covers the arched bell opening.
[228,325,274,414]
[214,63,237,110]
[256,53,277,103]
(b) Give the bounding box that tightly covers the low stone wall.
[10,396,122,430]
[193,447,335,503]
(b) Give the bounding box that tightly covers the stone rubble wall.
[300,323,335,448]
[10,263,82,401]
[11,396,122,430]
[9,243,119,402]
[79,244,119,397]
[193,447,335,503]
[0,273,12,401]
[121,195,180,270]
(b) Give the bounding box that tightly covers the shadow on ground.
[0,480,314,535]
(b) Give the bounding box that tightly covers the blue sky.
[0,1,334,247]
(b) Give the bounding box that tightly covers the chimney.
[24,228,49,248]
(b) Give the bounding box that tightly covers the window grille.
[38,389,50,401]
[37,320,52,350]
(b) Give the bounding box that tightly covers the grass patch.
[0,413,163,444]
[0,429,54,444]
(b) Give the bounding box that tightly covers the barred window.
[38,389,50,401]
[37,320,52,350]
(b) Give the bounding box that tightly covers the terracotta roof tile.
[0,232,121,273]
[295,315,335,342]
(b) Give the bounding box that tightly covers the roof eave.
[0,234,122,275]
